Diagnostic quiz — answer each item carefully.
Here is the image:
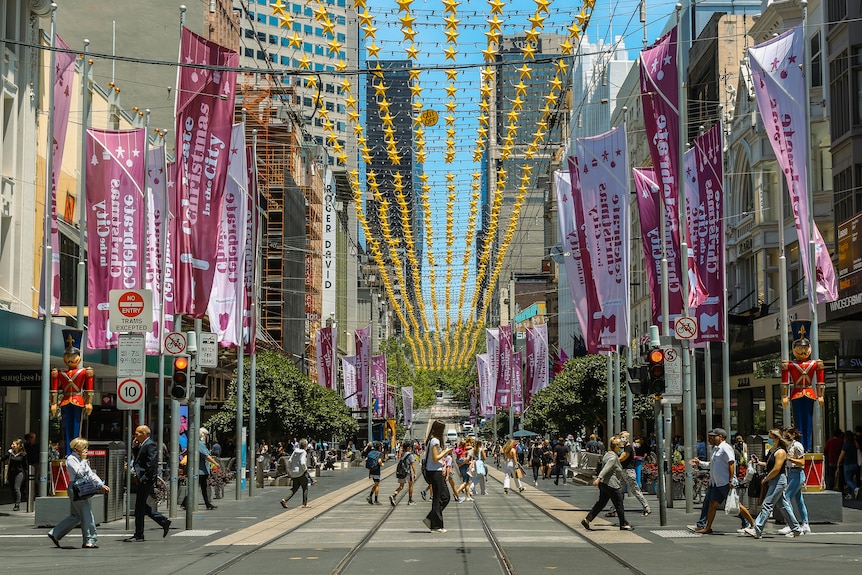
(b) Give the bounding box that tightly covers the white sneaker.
[457,496,466,503]
[785,529,802,538]
[432,528,448,533]
[736,528,748,534]
[802,523,811,534]
[743,527,761,539]
[778,525,792,535]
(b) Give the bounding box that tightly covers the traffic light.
[193,371,209,399]
[170,355,190,400]
[647,348,666,395]
[626,365,646,395]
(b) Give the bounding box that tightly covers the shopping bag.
[724,487,740,515]
[72,476,99,500]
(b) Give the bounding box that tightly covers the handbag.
[72,475,99,501]
[724,487,740,515]
[474,459,487,477]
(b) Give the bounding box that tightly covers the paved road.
[2,457,861,574]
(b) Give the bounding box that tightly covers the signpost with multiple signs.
[663,345,682,404]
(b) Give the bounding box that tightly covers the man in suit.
[126,425,171,541]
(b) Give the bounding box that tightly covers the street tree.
[206,350,358,443]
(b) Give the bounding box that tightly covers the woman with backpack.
[364,442,384,504]
[280,438,310,509]
[389,441,416,506]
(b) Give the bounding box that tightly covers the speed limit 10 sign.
[117,377,144,410]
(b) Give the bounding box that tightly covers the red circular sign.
[119,292,145,318]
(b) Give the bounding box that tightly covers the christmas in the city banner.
[85,128,147,349]
[173,27,238,317]
[484,328,500,408]
[639,26,688,326]
[633,167,671,327]
[576,124,631,347]
[244,146,258,353]
[511,351,522,416]
[386,383,395,419]
[748,25,838,304]
[371,354,387,418]
[495,325,512,408]
[315,325,336,389]
[476,353,494,417]
[525,322,549,404]
[555,166,600,354]
[469,385,477,422]
[40,34,76,316]
[684,124,726,342]
[342,356,358,410]
[207,123,248,348]
[354,326,371,409]
[145,145,174,354]
[402,386,413,427]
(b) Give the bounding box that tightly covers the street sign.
[674,316,697,340]
[198,332,218,367]
[117,377,144,410]
[109,289,153,333]
[163,331,187,355]
[663,344,682,401]
[117,333,145,377]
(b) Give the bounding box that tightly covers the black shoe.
[163,520,172,538]
[13,504,20,511]
[206,505,217,510]
[554,480,559,485]
[48,533,60,548]
[581,519,592,531]
[123,537,145,542]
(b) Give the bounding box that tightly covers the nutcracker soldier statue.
[51,329,94,455]
[781,321,824,451]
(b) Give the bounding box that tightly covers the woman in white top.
[781,426,810,533]
[502,439,525,494]
[471,440,488,495]
[423,421,453,533]
[47,437,110,549]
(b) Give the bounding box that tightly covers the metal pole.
[39,3,59,499]
[139,110,150,427]
[625,346,633,434]
[655,399,667,525]
[368,294,376,446]
[705,345,713,436]
[249,126,258,497]
[77,39,90,327]
[613,349,621,435]
[169,314,181,518]
[606,354,613,444]
[156,132,169,467]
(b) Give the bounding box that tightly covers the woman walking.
[836,430,860,499]
[471,440,488,496]
[744,429,803,538]
[581,436,634,531]
[423,421,453,533]
[502,439,525,494]
[529,440,543,486]
[47,437,110,548]
[780,427,810,534]
[4,439,27,511]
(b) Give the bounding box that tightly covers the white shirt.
[700,441,734,487]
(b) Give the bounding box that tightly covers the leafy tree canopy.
[206,350,358,444]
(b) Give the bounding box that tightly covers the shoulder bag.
[72,473,99,500]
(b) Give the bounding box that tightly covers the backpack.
[396,453,411,478]
[288,449,307,479]
[365,450,381,471]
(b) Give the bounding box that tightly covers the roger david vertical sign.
[322,167,337,319]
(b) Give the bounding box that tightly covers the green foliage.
[206,350,358,443]
[522,354,654,437]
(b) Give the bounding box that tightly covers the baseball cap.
[708,427,727,438]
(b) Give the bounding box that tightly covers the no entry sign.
[109,289,153,333]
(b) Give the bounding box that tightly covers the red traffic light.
[174,356,189,371]
[648,349,664,364]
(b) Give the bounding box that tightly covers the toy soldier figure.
[51,329,94,455]
[781,321,824,451]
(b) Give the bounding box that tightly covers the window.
[326,101,335,111]
[854,47,862,127]
[293,22,301,32]
[304,7,313,16]
[269,34,278,45]
[257,13,266,24]
[315,136,324,145]
[257,31,266,42]
[827,0,847,30]
[337,16,345,25]
[337,33,346,43]
[293,4,301,14]
[244,47,254,58]
[280,55,289,65]
[303,97,313,107]
[315,27,323,37]
[337,0,346,6]
[244,29,254,39]
[315,44,324,55]
[325,83,335,94]
[304,25,312,35]
[811,32,822,88]
[336,103,345,113]
[830,49,849,139]
[257,50,267,61]
[834,167,858,224]
[269,16,278,26]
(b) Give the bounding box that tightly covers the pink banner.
[85,128,147,349]
[40,35,77,316]
[207,123,247,347]
[342,356,358,410]
[476,353,494,417]
[402,386,413,427]
[145,146,174,354]
[633,167,665,326]
[174,27,238,317]
[685,125,726,342]
[640,27,687,328]
[355,326,371,409]
[244,146,257,353]
[749,25,837,304]
[386,384,395,419]
[576,125,631,347]
[495,326,512,408]
[556,167,597,353]
[315,326,335,388]
[526,323,549,405]
[371,354,387,418]
[511,351,522,416]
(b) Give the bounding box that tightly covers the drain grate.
[652,529,702,538]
